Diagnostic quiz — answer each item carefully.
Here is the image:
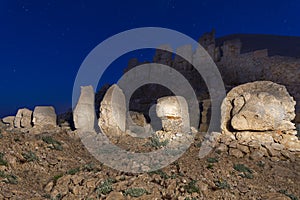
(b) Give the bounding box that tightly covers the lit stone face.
[221,81,296,133]
[219,81,300,156]
[156,96,189,134]
[231,92,294,131]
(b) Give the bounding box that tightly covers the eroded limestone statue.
[219,81,299,159]
[221,81,296,134]
[155,96,190,140]
[98,84,126,138]
[14,108,32,128]
[33,106,57,128]
[2,116,15,127]
[73,85,95,131]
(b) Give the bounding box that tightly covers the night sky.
[1,0,300,117]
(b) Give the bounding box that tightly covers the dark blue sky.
[1,0,300,117]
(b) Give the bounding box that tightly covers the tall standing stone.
[73,85,95,131]
[98,84,126,138]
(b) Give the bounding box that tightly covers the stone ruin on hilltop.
[73,81,300,161]
[2,106,58,134]
[120,29,300,128]
[1,30,300,162]
[1,81,299,161]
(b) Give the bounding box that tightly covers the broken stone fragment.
[156,96,190,134]
[221,81,296,133]
[219,81,299,160]
[33,106,57,128]
[2,116,15,127]
[231,92,295,131]
[14,108,32,128]
[98,84,126,137]
[73,85,95,131]
[229,148,244,158]
[235,131,274,146]
[126,111,153,138]
[128,111,147,127]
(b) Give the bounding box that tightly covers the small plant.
[207,163,214,169]
[233,164,252,173]
[279,189,299,200]
[123,187,149,197]
[148,169,169,179]
[82,162,101,172]
[0,170,5,178]
[170,173,177,179]
[239,172,254,179]
[67,167,80,175]
[147,135,169,148]
[207,157,218,163]
[4,174,18,184]
[184,180,200,194]
[52,193,62,200]
[82,163,95,172]
[96,178,115,196]
[214,179,230,189]
[42,136,63,151]
[42,194,51,199]
[0,171,18,184]
[178,172,185,177]
[53,174,63,182]
[206,154,219,169]
[234,164,253,179]
[22,151,38,162]
[0,152,8,166]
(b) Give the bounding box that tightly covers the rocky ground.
[0,122,299,200]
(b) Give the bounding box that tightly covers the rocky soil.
[0,122,299,200]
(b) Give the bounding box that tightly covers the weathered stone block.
[156,96,189,134]
[14,108,32,128]
[220,81,299,159]
[2,116,15,127]
[73,85,95,131]
[98,84,126,137]
[33,106,57,128]
[222,81,295,132]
